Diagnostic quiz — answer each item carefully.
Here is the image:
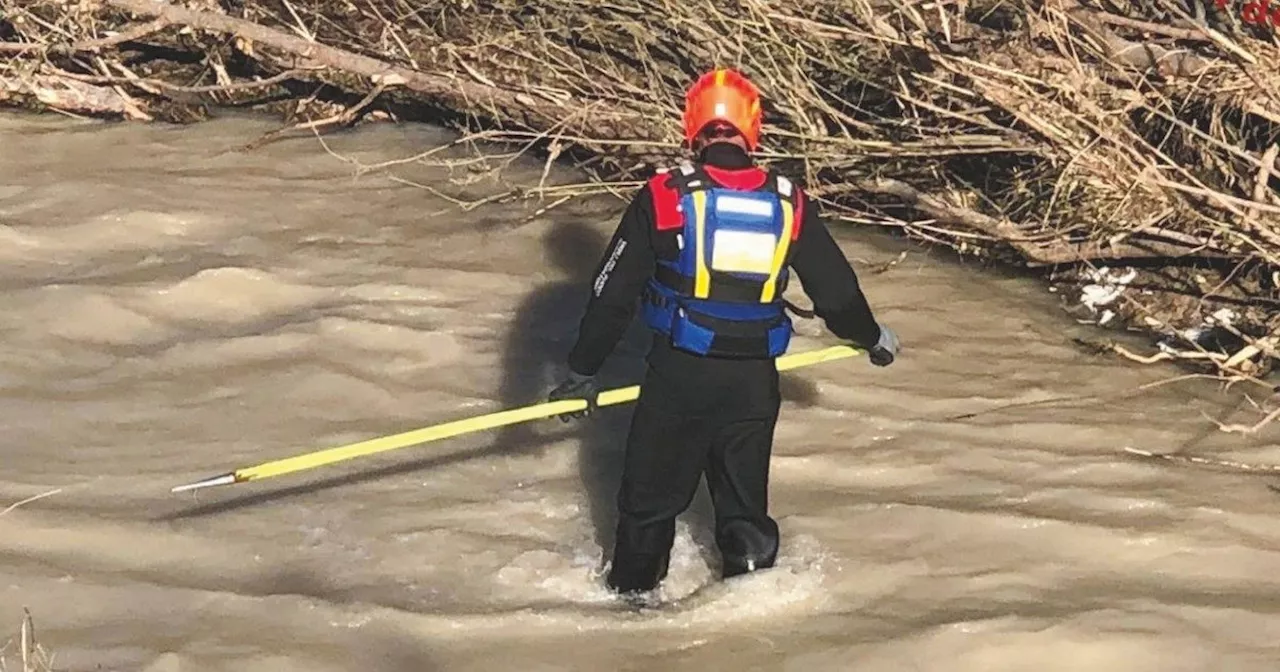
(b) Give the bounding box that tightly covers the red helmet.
[682,68,762,150]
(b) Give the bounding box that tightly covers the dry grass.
[0,611,55,672]
[1,0,1277,424]
[0,490,60,671]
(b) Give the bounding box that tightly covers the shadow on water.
[485,219,648,567]
[158,218,824,578]
[154,219,633,529]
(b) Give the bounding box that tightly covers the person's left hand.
[547,371,600,422]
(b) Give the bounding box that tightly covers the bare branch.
[0,18,170,54]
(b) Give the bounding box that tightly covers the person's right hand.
[547,371,600,422]
[868,325,899,367]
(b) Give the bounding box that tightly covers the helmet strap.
[691,122,748,154]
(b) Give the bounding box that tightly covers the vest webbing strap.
[759,198,795,302]
[653,265,778,303]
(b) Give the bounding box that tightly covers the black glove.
[868,324,900,367]
[547,371,600,422]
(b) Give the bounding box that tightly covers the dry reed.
[0,610,54,672]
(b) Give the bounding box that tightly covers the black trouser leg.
[606,387,707,594]
[705,395,781,578]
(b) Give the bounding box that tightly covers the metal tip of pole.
[170,472,238,494]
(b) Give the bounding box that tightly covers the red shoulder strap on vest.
[648,172,683,232]
[791,184,805,241]
[649,165,804,240]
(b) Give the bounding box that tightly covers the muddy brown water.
[1,113,1278,672]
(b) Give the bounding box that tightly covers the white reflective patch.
[593,239,627,297]
[710,229,777,274]
[776,175,793,197]
[715,195,774,218]
[714,102,727,117]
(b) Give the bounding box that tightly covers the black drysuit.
[565,142,885,593]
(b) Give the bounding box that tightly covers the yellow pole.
[171,344,862,493]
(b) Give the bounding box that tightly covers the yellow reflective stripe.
[693,190,711,298]
[759,199,794,302]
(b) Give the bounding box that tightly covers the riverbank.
[2,0,1277,386]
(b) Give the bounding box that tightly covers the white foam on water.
[130,266,334,326]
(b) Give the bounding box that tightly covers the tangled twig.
[1124,446,1280,473]
[0,489,61,517]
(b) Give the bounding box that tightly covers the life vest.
[640,161,804,358]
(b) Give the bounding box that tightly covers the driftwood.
[95,0,665,143]
[854,178,1234,264]
[0,71,150,118]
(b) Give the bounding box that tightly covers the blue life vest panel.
[641,162,801,358]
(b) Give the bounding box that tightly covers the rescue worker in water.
[547,68,900,596]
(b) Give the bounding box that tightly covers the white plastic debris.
[1078,266,1137,314]
[1207,307,1237,326]
[1177,309,1238,346]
